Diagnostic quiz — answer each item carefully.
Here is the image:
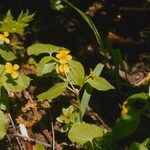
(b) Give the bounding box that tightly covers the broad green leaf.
[130,142,148,150]
[0,10,34,35]
[87,77,114,91]
[27,43,63,56]
[37,82,68,100]
[34,143,45,150]
[1,75,31,92]
[68,60,85,87]
[0,65,4,74]
[112,111,140,142]
[76,63,104,122]
[127,93,149,105]
[37,56,56,76]
[0,48,16,61]
[0,110,8,140]
[68,122,104,145]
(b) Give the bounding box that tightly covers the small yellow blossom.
[120,100,128,118]
[89,69,98,80]
[56,50,72,64]
[5,62,19,79]
[0,32,10,44]
[56,63,70,74]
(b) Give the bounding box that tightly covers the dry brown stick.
[10,133,52,148]
[7,113,25,150]
[50,113,55,150]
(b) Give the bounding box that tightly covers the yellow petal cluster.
[5,62,19,79]
[56,50,72,74]
[0,32,10,44]
[120,100,128,118]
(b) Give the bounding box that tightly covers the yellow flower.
[0,32,10,44]
[120,100,128,118]
[5,62,19,79]
[56,50,72,64]
[56,63,70,74]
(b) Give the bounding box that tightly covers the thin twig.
[50,113,55,150]
[7,113,25,150]
[10,133,52,148]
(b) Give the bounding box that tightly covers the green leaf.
[27,43,63,56]
[143,138,150,149]
[37,56,56,76]
[127,93,149,105]
[1,75,31,92]
[68,122,104,145]
[0,10,34,35]
[0,87,9,110]
[0,110,8,140]
[130,142,149,150]
[37,82,68,100]
[76,63,104,122]
[0,65,4,74]
[68,60,85,87]
[112,111,140,142]
[87,77,114,91]
[34,143,45,150]
[0,48,16,61]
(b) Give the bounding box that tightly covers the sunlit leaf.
[27,43,63,56]
[1,75,31,92]
[37,82,68,100]
[37,56,56,76]
[68,60,85,87]
[34,143,45,150]
[130,142,148,150]
[87,77,114,91]
[0,110,8,140]
[0,10,34,35]
[68,122,104,145]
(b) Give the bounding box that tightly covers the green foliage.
[0,46,16,61]
[57,105,77,124]
[27,43,63,56]
[0,10,34,35]
[36,56,56,76]
[0,110,8,140]
[112,110,140,142]
[76,63,104,121]
[37,82,68,100]
[68,122,104,145]
[130,142,149,150]
[34,143,45,150]
[0,75,31,92]
[87,77,114,91]
[68,60,85,87]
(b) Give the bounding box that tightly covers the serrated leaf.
[37,56,56,76]
[87,77,114,91]
[0,110,8,140]
[0,48,16,61]
[130,142,149,150]
[68,60,85,87]
[112,111,140,142]
[0,10,34,35]
[37,82,68,100]
[68,122,104,145]
[27,43,63,56]
[1,75,31,92]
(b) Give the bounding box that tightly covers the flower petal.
[12,71,19,79]
[14,64,19,70]
[4,38,10,44]
[4,32,9,37]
